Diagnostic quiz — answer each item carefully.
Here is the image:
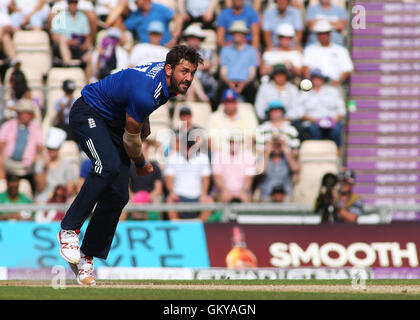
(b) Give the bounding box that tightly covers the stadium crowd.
[0,0,359,222]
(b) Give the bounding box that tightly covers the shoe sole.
[57,232,80,265]
[67,261,96,286]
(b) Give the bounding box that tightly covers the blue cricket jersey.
[81,61,173,128]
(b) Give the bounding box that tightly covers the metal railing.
[0,202,412,224]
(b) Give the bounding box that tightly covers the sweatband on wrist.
[135,160,147,168]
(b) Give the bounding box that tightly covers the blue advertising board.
[0,221,210,268]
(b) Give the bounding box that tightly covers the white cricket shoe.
[57,229,81,264]
[69,253,96,286]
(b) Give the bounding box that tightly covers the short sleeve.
[163,156,177,176]
[200,156,211,177]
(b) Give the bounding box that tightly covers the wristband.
[135,160,147,168]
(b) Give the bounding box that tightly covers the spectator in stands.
[164,138,213,221]
[120,139,163,220]
[260,23,303,78]
[34,184,68,222]
[9,0,50,31]
[216,0,260,49]
[95,0,128,29]
[123,0,183,48]
[315,170,363,223]
[92,27,128,80]
[255,100,300,155]
[0,99,43,190]
[262,0,303,50]
[306,0,347,47]
[270,184,287,203]
[334,169,363,223]
[207,88,258,152]
[254,64,303,139]
[302,19,353,87]
[53,79,77,140]
[211,135,256,203]
[34,127,78,203]
[50,0,93,79]
[314,172,338,223]
[128,21,169,67]
[300,68,345,149]
[129,139,163,204]
[0,173,32,220]
[49,0,97,40]
[3,59,39,121]
[257,134,299,201]
[177,0,218,29]
[219,20,259,104]
[175,105,208,155]
[182,24,217,105]
[0,4,16,66]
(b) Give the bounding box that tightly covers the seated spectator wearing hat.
[262,0,303,51]
[306,0,347,47]
[128,21,169,67]
[216,0,260,49]
[50,0,93,78]
[178,0,218,30]
[0,173,33,221]
[302,19,353,87]
[207,88,258,152]
[211,134,257,203]
[182,24,218,105]
[164,138,213,221]
[53,79,77,141]
[257,134,299,202]
[300,68,345,150]
[255,100,300,158]
[219,20,259,104]
[92,27,129,80]
[123,0,183,48]
[34,127,78,204]
[260,23,303,79]
[254,64,303,136]
[0,99,43,190]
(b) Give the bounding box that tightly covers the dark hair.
[6,173,20,183]
[165,45,203,69]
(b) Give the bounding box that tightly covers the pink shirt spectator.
[0,119,43,168]
[212,150,257,197]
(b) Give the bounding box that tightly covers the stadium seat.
[46,67,87,89]
[13,30,50,51]
[172,101,212,129]
[292,140,339,205]
[149,102,171,126]
[0,178,33,200]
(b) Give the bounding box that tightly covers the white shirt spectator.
[164,152,211,199]
[262,49,303,70]
[0,0,11,28]
[303,42,353,81]
[254,81,302,121]
[256,120,300,150]
[129,43,169,67]
[300,84,345,120]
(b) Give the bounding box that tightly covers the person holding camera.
[257,134,299,202]
[315,170,363,223]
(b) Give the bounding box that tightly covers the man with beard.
[57,45,202,286]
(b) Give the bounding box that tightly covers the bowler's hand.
[135,162,154,176]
